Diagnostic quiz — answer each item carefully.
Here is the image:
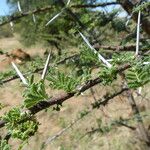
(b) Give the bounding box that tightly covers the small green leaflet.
[126,64,150,89]
[47,68,80,93]
[23,75,48,108]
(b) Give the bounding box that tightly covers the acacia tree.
[0,0,150,149]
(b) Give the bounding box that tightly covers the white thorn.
[10,21,14,31]
[11,62,28,85]
[125,14,132,27]
[79,31,112,68]
[10,21,13,27]
[106,59,113,62]
[67,0,71,6]
[17,1,22,12]
[135,11,141,56]
[41,52,51,80]
[138,87,142,95]
[143,62,150,65]
[81,92,84,95]
[32,14,36,23]
[45,11,63,26]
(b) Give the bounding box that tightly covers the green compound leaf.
[0,70,16,85]
[126,63,150,89]
[112,52,135,65]
[133,2,150,14]
[3,107,39,141]
[23,76,48,108]
[0,139,11,150]
[80,46,100,67]
[47,68,80,93]
[99,66,117,85]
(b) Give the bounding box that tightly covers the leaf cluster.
[3,107,38,141]
[47,68,80,93]
[23,75,48,108]
[80,46,100,67]
[0,139,11,150]
[133,1,150,14]
[112,52,135,65]
[99,66,117,85]
[0,70,16,84]
[126,59,150,89]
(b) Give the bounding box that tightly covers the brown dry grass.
[0,36,150,150]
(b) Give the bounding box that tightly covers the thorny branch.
[0,6,54,26]
[0,2,119,27]
[1,44,149,85]
[0,63,130,128]
[120,0,150,36]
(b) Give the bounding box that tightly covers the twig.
[0,6,53,27]
[93,45,148,52]
[41,117,82,149]
[1,54,78,84]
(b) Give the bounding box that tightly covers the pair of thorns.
[11,51,51,86]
